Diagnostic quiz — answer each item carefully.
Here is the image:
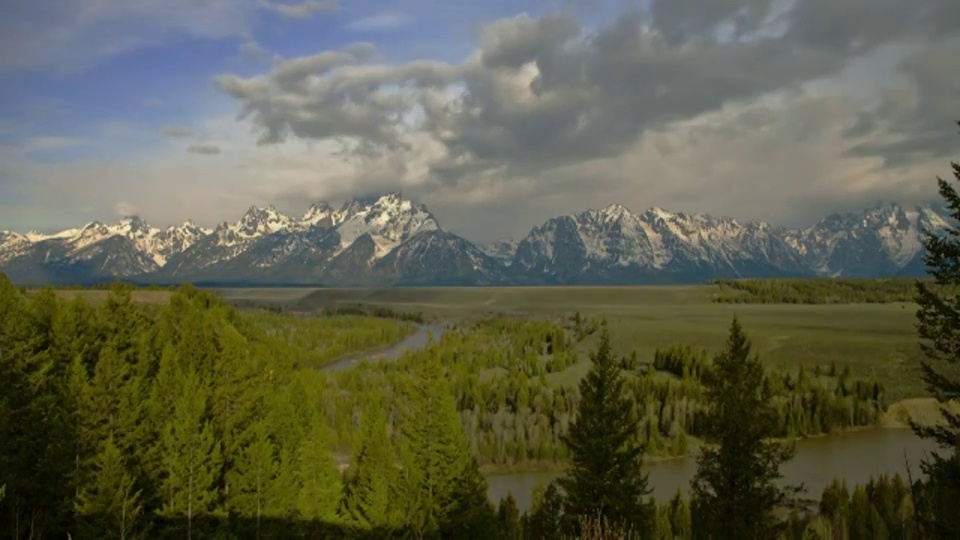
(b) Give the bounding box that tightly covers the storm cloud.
[215,0,960,213]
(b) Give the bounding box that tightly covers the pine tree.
[497,493,522,540]
[342,405,400,529]
[558,326,652,535]
[157,363,222,539]
[691,317,797,539]
[522,480,563,540]
[911,126,960,538]
[75,436,143,539]
[229,421,279,539]
[295,422,342,527]
[396,352,494,538]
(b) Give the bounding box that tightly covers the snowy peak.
[236,205,291,236]
[1,197,953,285]
[330,192,440,257]
[300,202,335,228]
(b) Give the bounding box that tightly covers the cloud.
[259,0,339,20]
[0,0,259,72]
[17,137,86,154]
[239,40,270,63]
[187,144,222,155]
[114,201,139,218]
[161,125,194,138]
[344,12,414,31]
[4,2,960,242]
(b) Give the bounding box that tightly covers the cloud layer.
[2,0,959,242]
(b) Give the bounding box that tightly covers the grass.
[44,289,174,305]
[218,285,929,401]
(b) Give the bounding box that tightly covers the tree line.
[710,278,924,304]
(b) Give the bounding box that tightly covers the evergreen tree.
[157,363,222,538]
[396,352,494,538]
[497,493,522,540]
[75,436,143,539]
[295,422,342,528]
[229,421,279,539]
[911,126,960,538]
[0,278,75,537]
[523,480,563,540]
[558,326,652,535]
[342,405,400,529]
[691,317,797,539]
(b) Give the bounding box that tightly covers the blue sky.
[1,0,958,241]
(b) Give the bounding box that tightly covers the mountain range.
[0,193,950,286]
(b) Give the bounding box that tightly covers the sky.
[0,0,958,243]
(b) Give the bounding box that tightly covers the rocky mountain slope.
[0,195,949,285]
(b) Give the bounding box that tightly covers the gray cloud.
[844,44,960,166]
[259,1,339,20]
[187,144,222,155]
[226,2,959,168]
[161,125,194,138]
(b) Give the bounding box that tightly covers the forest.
[710,278,923,304]
[0,274,913,539]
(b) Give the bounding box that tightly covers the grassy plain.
[44,289,174,305]
[218,285,927,401]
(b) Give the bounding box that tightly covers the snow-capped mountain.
[0,217,212,284]
[480,238,519,266]
[0,197,950,286]
[508,203,948,284]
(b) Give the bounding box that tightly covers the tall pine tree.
[911,123,960,538]
[558,325,652,536]
[229,421,279,540]
[396,351,494,539]
[342,404,400,530]
[157,361,222,538]
[691,317,797,539]
[75,436,143,539]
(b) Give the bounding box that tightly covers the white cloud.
[0,0,258,72]
[259,0,339,20]
[345,12,414,31]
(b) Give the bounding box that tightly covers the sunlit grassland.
[219,285,926,401]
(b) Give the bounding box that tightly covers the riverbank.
[486,427,941,512]
[480,398,948,477]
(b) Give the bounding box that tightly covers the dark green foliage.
[816,474,917,539]
[497,494,522,540]
[712,277,925,304]
[558,326,653,536]
[74,436,143,539]
[691,317,797,540]
[911,138,960,538]
[522,480,564,540]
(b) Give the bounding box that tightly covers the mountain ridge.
[0,195,950,286]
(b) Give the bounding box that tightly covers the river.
[318,324,941,515]
[486,427,941,512]
[319,324,448,371]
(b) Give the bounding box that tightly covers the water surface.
[486,427,940,513]
[320,324,447,371]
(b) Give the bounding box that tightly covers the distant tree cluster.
[322,304,425,324]
[711,278,924,304]
[246,310,416,368]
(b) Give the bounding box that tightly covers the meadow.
[216,284,927,401]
